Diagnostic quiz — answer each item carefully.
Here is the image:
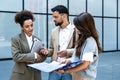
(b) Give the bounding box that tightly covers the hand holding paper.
[28,61,66,72]
[28,60,82,72]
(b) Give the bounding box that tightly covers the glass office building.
[0,0,120,59]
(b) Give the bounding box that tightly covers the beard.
[55,21,63,26]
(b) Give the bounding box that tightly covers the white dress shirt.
[25,34,37,59]
[25,34,33,49]
[57,23,74,62]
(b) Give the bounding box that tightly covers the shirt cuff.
[34,52,37,59]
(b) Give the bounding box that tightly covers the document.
[28,60,82,72]
[28,61,66,72]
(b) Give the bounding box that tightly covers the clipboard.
[31,38,43,53]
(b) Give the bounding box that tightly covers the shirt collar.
[25,33,32,40]
[59,23,72,30]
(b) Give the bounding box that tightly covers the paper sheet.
[28,61,66,72]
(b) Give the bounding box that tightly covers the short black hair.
[51,5,69,15]
[15,10,35,27]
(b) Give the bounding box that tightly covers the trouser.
[48,71,72,80]
[71,72,86,80]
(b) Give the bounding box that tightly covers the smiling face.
[22,19,34,36]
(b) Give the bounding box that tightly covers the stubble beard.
[55,21,63,26]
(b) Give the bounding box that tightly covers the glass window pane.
[33,15,47,47]
[94,18,102,47]
[69,0,86,15]
[48,0,67,13]
[69,16,75,24]
[88,0,102,16]
[0,0,22,11]
[0,13,21,59]
[118,0,120,17]
[48,15,56,47]
[24,0,46,13]
[104,18,117,51]
[104,0,117,17]
[118,19,120,49]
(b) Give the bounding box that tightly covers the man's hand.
[39,48,48,55]
[57,50,67,57]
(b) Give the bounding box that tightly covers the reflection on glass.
[118,19,120,49]
[0,13,21,58]
[0,0,119,58]
[48,15,56,47]
[34,15,47,47]
[48,0,67,13]
[69,16,75,24]
[88,0,102,16]
[69,0,85,15]
[104,0,117,17]
[0,13,20,41]
[104,18,117,50]
[24,0,46,13]
[0,0,22,11]
[94,18,102,47]
[118,0,120,17]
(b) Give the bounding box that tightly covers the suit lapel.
[20,31,31,52]
[66,25,75,48]
[54,27,59,50]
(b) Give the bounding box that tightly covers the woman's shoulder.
[86,37,96,45]
[11,34,20,39]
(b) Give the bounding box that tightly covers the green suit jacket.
[10,31,45,80]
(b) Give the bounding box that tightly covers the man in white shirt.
[43,5,77,80]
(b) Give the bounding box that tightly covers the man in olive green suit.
[10,10,46,80]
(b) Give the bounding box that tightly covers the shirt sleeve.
[82,52,94,62]
[81,37,97,63]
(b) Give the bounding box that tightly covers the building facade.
[0,0,120,59]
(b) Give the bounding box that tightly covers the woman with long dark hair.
[57,12,102,80]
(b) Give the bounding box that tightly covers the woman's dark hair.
[51,5,69,15]
[15,10,35,27]
[73,12,102,57]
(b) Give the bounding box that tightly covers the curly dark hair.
[15,10,35,27]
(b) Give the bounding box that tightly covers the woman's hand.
[60,59,71,64]
[57,50,67,57]
[56,69,65,73]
